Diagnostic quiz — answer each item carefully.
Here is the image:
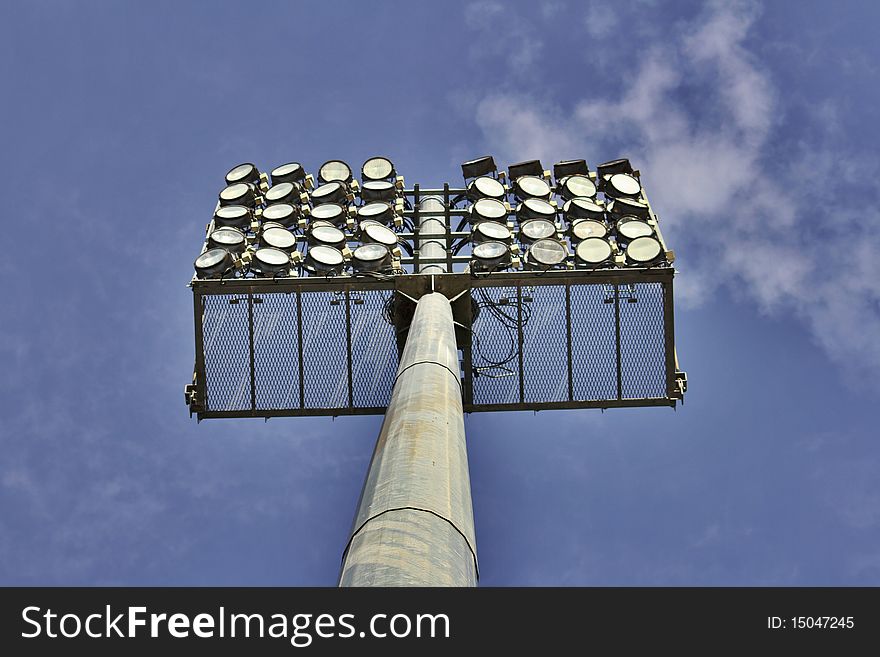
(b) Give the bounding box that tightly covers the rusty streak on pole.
[338,197,478,586]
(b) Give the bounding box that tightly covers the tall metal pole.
[339,197,478,586]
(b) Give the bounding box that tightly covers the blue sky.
[1,0,878,585]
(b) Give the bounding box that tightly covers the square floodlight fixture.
[553,159,589,181]
[508,159,544,180]
[596,158,633,178]
[461,155,497,179]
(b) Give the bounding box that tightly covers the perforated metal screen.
[190,270,678,419]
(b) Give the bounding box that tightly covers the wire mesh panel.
[300,291,349,409]
[349,290,397,408]
[522,285,568,403]
[619,283,666,399]
[471,286,521,405]
[570,284,618,401]
[202,294,251,412]
[253,293,299,410]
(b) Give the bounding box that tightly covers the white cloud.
[466,0,880,384]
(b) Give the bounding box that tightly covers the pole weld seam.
[340,506,479,580]
[394,360,463,393]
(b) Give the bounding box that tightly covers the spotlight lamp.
[604,172,642,199]
[507,159,544,180]
[575,237,614,268]
[213,205,253,230]
[264,181,300,205]
[194,248,235,278]
[208,226,247,255]
[526,238,568,269]
[360,179,397,203]
[569,219,608,242]
[552,159,589,181]
[309,202,347,227]
[356,201,395,226]
[225,162,260,186]
[318,159,353,184]
[359,221,399,248]
[304,244,345,275]
[512,175,552,201]
[260,225,297,252]
[261,203,299,228]
[471,241,510,271]
[518,218,557,244]
[563,197,605,222]
[310,181,349,207]
[461,155,497,180]
[516,198,556,223]
[352,243,392,272]
[558,174,597,200]
[219,182,256,207]
[466,175,506,202]
[253,247,293,277]
[608,196,649,219]
[624,235,664,266]
[270,162,306,186]
[470,198,508,223]
[361,157,396,182]
[615,216,654,246]
[471,220,513,245]
[596,158,633,179]
[308,222,347,249]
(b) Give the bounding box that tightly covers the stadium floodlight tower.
[185,155,688,586]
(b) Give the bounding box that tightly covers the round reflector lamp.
[305,245,345,274]
[516,198,556,223]
[470,198,508,223]
[318,160,352,184]
[513,175,552,200]
[225,162,259,186]
[472,221,512,244]
[606,173,641,199]
[615,218,654,245]
[625,236,663,265]
[352,243,392,272]
[471,241,510,271]
[194,248,234,278]
[311,181,347,206]
[467,176,506,202]
[361,157,395,181]
[360,179,397,203]
[265,181,299,205]
[560,174,597,200]
[219,182,255,207]
[361,222,398,247]
[357,201,394,225]
[261,226,296,252]
[519,219,556,243]
[213,205,252,229]
[309,202,346,226]
[575,238,614,267]
[253,247,291,276]
[262,203,298,228]
[208,227,246,255]
[528,239,567,268]
[270,162,305,185]
[563,197,605,221]
[309,223,346,248]
[608,196,649,218]
[570,219,607,241]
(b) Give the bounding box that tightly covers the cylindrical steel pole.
[339,198,478,585]
[339,293,477,586]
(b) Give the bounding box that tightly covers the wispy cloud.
[465,0,880,384]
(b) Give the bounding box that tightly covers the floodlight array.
[193,156,673,280]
